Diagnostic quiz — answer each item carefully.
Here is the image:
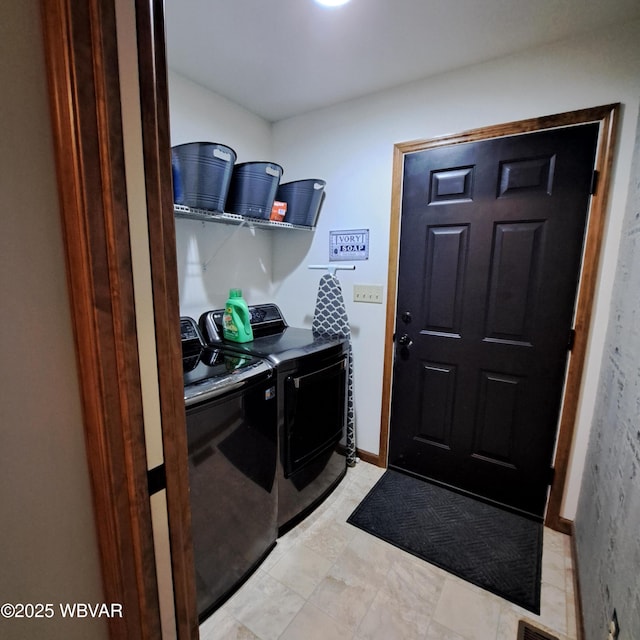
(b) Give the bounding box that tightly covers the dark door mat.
[347,470,542,613]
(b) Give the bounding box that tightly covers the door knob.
[397,333,413,347]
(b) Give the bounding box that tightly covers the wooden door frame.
[133,1,198,637]
[41,0,197,637]
[379,105,620,533]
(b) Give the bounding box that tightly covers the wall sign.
[330,229,369,261]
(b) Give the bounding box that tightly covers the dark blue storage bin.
[172,142,236,212]
[226,162,284,219]
[277,179,326,227]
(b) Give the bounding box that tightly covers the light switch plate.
[353,284,383,304]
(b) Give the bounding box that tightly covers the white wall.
[270,19,640,520]
[168,71,276,318]
[575,107,640,640]
[0,2,107,639]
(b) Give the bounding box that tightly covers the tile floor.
[200,461,578,640]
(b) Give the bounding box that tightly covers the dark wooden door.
[388,124,599,517]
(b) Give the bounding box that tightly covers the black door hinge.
[147,464,166,496]
[548,467,555,485]
[567,328,576,351]
[590,170,599,195]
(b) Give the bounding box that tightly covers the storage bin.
[277,179,326,227]
[226,162,284,219]
[171,142,236,212]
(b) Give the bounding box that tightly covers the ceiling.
[165,0,640,123]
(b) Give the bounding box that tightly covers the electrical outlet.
[353,284,383,304]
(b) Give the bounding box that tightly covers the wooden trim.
[40,0,162,638]
[568,521,585,640]
[133,1,199,637]
[379,105,620,531]
[379,144,405,466]
[545,105,619,531]
[555,516,573,537]
[356,448,383,467]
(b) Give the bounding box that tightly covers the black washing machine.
[181,317,277,621]
[200,304,348,534]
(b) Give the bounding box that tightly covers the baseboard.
[356,448,384,467]
[555,515,573,536]
[567,521,585,640]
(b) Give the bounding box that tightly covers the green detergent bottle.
[222,288,254,343]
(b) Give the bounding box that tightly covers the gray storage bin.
[226,162,284,219]
[172,142,236,212]
[277,179,326,227]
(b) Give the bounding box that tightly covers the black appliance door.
[284,355,347,477]
[186,376,277,620]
